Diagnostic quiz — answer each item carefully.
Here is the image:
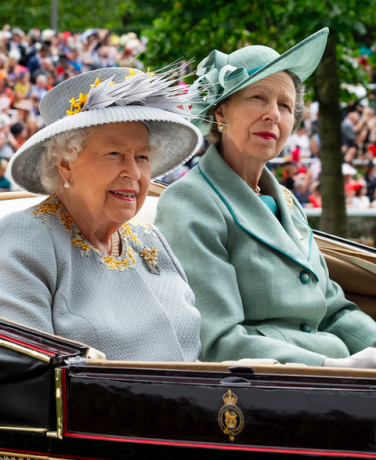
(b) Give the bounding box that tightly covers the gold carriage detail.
[218,390,245,441]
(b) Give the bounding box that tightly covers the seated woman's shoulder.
[0,196,70,257]
[0,201,51,236]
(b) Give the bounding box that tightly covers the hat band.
[248,64,265,76]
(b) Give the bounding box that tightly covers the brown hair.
[206,70,305,148]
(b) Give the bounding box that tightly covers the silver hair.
[39,124,157,194]
[285,69,305,132]
[39,127,95,194]
[207,70,305,147]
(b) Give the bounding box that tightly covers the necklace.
[109,232,120,257]
[253,185,261,194]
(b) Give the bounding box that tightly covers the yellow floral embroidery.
[130,220,155,235]
[101,256,132,271]
[30,195,143,271]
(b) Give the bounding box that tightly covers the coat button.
[300,323,312,333]
[300,271,310,284]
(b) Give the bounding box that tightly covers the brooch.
[282,188,293,210]
[140,246,161,275]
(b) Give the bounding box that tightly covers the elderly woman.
[0,65,202,362]
[156,29,376,369]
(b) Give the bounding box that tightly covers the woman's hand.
[323,348,376,369]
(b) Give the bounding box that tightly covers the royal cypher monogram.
[218,389,245,441]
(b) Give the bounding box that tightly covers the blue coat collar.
[198,145,317,280]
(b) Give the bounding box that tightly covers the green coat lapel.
[258,165,314,262]
[198,145,318,280]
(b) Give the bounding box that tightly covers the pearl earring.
[64,180,70,189]
[218,123,226,133]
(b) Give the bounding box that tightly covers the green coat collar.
[198,145,318,280]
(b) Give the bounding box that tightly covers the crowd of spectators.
[276,97,376,209]
[0,23,376,211]
[0,24,146,191]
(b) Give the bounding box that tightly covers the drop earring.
[218,123,226,134]
[64,180,70,189]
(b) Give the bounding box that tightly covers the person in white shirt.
[350,184,371,208]
[286,122,311,159]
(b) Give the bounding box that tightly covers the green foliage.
[0,0,129,32]
[140,0,376,94]
[0,0,51,31]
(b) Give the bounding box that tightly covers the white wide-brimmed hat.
[9,65,203,194]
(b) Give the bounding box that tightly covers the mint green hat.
[189,28,329,134]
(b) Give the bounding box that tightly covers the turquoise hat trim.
[189,28,329,134]
[248,64,265,76]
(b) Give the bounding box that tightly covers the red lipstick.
[109,189,137,202]
[254,132,277,141]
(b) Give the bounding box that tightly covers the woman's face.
[63,122,151,226]
[215,71,296,163]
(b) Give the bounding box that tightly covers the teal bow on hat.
[188,28,329,134]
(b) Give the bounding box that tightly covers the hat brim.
[193,28,329,124]
[9,106,202,194]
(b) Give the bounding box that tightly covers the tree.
[141,0,376,236]
[0,0,129,32]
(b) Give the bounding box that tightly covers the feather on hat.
[9,62,204,194]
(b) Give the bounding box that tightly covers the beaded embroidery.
[29,194,151,271]
[282,187,294,210]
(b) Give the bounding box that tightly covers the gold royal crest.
[218,389,245,441]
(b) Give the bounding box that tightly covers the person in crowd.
[0,113,16,160]
[0,74,14,105]
[13,71,31,102]
[32,57,55,82]
[342,111,361,151]
[11,99,32,125]
[354,127,370,160]
[156,28,376,369]
[9,28,28,64]
[307,181,322,208]
[27,44,50,81]
[0,64,202,362]
[286,121,311,159]
[0,158,11,190]
[67,46,83,73]
[364,161,376,202]
[348,183,370,208]
[281,161,297,190]
[29,92,42,120]
[31,74,48,100]
[26,117,40,139]
[343,163,360,196]
[293,179,310,205]
[6,49,27,84]
[10,122,26,150]
[310,120,320,158]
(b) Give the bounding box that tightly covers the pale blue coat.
[0,195,201,361]
[155,145,376,366]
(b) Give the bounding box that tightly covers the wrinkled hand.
[323,348,376,369]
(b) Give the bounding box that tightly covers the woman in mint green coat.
[155,28,376,369]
